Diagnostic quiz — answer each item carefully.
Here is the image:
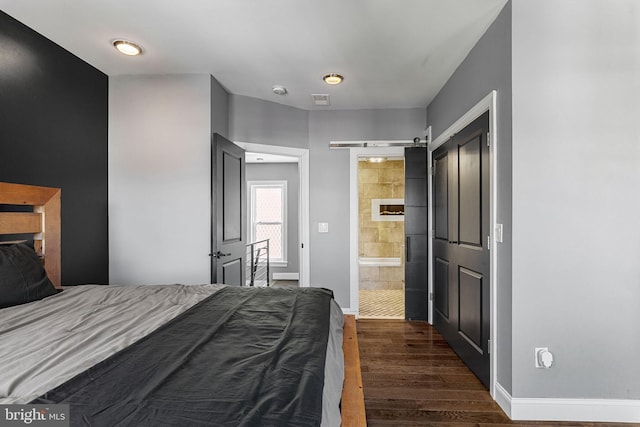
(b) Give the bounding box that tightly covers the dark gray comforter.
[33,286,334,427]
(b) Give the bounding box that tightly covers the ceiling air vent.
[311,94,330,106]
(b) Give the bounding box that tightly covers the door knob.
[214,251,231,259]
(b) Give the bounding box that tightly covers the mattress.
[0,284,344,426]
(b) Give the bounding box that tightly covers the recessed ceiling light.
[368,157,387,163]
[112,39,143,56]
[323,73,344,85]
[272,85,287,95]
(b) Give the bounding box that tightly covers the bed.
[0,182,365,427]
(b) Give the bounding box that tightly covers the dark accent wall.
[0,11,109,285]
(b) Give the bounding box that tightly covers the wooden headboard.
[0,182,61,288]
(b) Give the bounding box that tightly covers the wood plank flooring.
[342,315,367,427]
[357,319,638,427]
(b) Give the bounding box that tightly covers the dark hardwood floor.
[357,319,638,427]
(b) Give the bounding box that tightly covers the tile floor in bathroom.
[359,289,404,319]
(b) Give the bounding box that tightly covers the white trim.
[359,257,402,267]
[349,146,405,317]
[273,272,299,281]
[235,142,310,288]
[427,90,498,397]
[494,382,513,418]
[270,261,288,268]
[495,383,640,423]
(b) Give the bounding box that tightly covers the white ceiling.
[0,0,507,110]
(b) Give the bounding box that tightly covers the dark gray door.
[211,133,246,286]
[432,112,490,387]
[404,147,428,320]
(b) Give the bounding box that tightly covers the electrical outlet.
[535,347,554,368]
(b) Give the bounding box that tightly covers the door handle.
[212,251,231,259]
[406,236,411,262]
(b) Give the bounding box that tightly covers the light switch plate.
[495,223,503,243]
[318,222,329,233]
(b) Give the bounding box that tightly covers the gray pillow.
[0,242,57,309]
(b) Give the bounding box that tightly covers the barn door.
[404,147,428,320]
[432,112,490,387]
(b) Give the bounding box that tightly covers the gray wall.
[109,74,228,285]
[511,0,640,399]
[308,109,425,307]
[211,75,230,137]
[426,1,513,393]
[246,163,300,277]
[428,0,640,402]
[229,94,309,149]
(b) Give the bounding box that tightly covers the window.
[248,181,287,265]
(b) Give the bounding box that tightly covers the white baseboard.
[272,272,299,281]
[494,382,640,423]
[494,382,513,418]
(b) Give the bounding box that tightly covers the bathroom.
[358,157,405,319]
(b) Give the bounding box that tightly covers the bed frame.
[0,182,61,288]
[0,181,366,426]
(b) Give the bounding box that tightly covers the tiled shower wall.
[358,159,405,290]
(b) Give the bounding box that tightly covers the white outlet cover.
[535,347,553,368]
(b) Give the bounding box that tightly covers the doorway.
[246,152,299,287]
[357,156,405,319]
[236,142,310,287]
[432,111,490,387]
[348,146,405,317]
[427,90,498,394]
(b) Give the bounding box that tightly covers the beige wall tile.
[392,184,405,198]
[359,266,379,280]
[359,159,407,291]
[360,227,379,243]
[362,183,393,198]
[359,168,379,184]
[379,227,405,243]
[363,242,395,257]
[359,280,381,290]
[379,168,404,184]
[380,266,404,281]
[393,244,406,258]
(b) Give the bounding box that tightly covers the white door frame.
[428,90,498,397]
[235,142,310,288]
[348,146,405,316]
